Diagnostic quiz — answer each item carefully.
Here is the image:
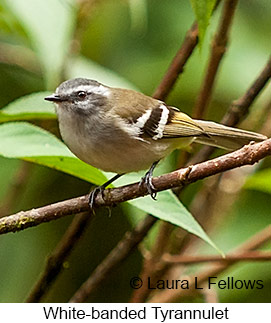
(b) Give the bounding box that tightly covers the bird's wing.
[111,90,207,140]
[162,108,207,138]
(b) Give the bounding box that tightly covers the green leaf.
[0,122,221,254]
[190,0,216,45]
[129,189,222,255]
[0,92,56,123]
[244,169,271,195]
[0,122,107,185]
[67,56,139,90]
[4,0,76,89]
[114,172,222,254]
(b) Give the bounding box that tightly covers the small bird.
[45,78,267,206]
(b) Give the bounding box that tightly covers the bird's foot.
[140,164,158,200]
[88,185,105,211]
[88,174,123,211]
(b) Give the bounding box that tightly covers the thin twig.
[163,251,271,264]
[69,215,157,302]
[152,22,199,100]
[1,138,271,235]
[25,211,92,303]
[149,225,271,302]
[193,0,239,119]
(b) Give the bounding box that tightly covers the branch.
[149,225,271,302]
[193,0,239,119]
[69,215,157,303]
[163,251,271,264]
[1,139,271,235]
[152,22,198,100]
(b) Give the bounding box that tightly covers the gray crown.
[56,78,102,94]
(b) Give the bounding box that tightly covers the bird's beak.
[44,94,64,102]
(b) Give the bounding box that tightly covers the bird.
[45,78,267,207]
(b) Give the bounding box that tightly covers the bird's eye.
[77,91,87,99]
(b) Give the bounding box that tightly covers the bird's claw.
[140,171,157,200]
[88,174,123,211]
[88,186,105,210]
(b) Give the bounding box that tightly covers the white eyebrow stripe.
[152,104,169,140]
[87,85,111,97]
[59,84,111,97]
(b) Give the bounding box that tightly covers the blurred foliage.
[0,0,270,303]
[189,0,217,45]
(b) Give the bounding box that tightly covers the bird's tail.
[194,120,267,150]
